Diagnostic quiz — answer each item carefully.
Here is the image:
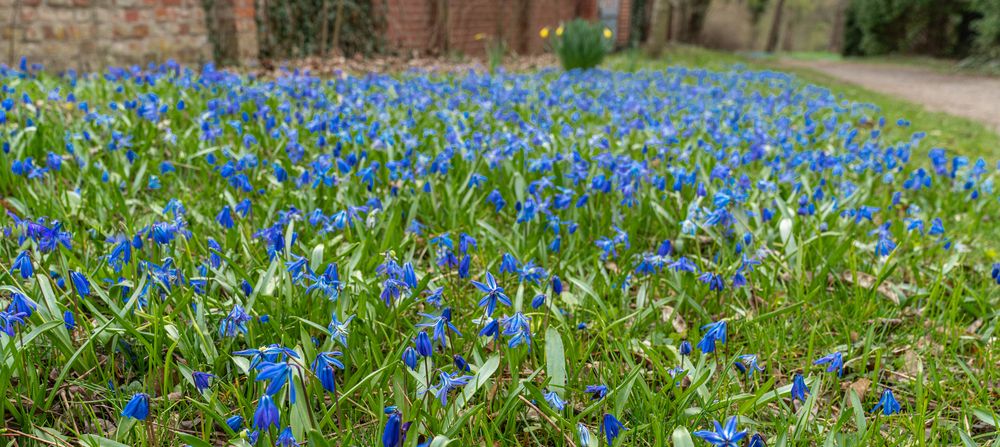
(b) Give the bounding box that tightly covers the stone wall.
[0,0,257,71]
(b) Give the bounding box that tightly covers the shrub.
[542,19,613,70]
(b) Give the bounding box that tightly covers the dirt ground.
[780,59,1000,133]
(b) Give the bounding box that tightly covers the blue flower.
[577,423,591,447]
[11,250,32,279]
[63,310,75,331]
[429,371,474,405]
[668,257,698,273]
[697,320,727,354]
[402,347,418,370]
[216,205,235,229]
[226,415,244,432]
[415,331,433,357]
[253,395,280,430]
[531,294,546,309]
[311,351,344,394]
[601,413,627,445]
[306,263,343,301]
[551,275,563,295]
[586,384,608,400]
[543,390,565,410]
[234,345,299,370]
[499,253,519,274]
[500,312,532,349]
[275,426,299,446]
[813,351,845,377]
[8,293,36,317]
[192,371,214,392]
[734,354,765,377]
[219,304,252,338]
[871,388,901,415]
[458,254,471,279]
[69,270,91,298]
[791,374,809,401]
[479,318,500,340]
[487,189,506,212]
[236,199,252,218]
[698,272,725,291]
[327,313,354,346]
[416,309,462,348]
[0,309,28,337]
[459,232,477,253]
[382,408,402,447]
[693,416,746,447]
[453,354,471,372]
[256,361,297,403]
[747,433,767,447]
[423,287,445,307]
[679,340,692,356]
[121,393,150,420]
[471,272,510,316]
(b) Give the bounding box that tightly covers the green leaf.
[14,320,62,352]
[613,368,640,416]
[545,327,567,394]
[671,427,695,447]
[848,389,866,433]
[446,355,500,423]
[310,243,325,271]
[972,408,998,428]
[429,435,454,447]
[177,434,214,447]
[80,434,131,447]
[290,370,314,438]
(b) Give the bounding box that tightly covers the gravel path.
[779,59,1000,133]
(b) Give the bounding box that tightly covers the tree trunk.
[828,0,847,53]
[765,0,785,52]
[319,0,329,56]
[674,0,687,42]
[516,0,532,54]
[682,0,710,43]
[431,0,450,54]
[331,0,345,56]
[646,0,673,56]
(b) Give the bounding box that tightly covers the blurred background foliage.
[255,0,384,60]
[203,0,384,63]
[197,0,1000,70]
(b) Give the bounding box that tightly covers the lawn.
[0,53,997,447]
[612,46,1000,160]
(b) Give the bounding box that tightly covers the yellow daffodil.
[540,27,550,38]
[603,28,612,39]
[556,25,564,36]
[474,33,487,41]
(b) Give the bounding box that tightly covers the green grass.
[612,46,1000,159]
[0,54,997,447]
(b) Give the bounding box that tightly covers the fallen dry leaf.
[660,305,688,334]
[848,377,871,400]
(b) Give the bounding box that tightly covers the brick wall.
[616,0,631,45]
[379,0,601,56]
[1,0,630,69]
[0,0,257,70]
